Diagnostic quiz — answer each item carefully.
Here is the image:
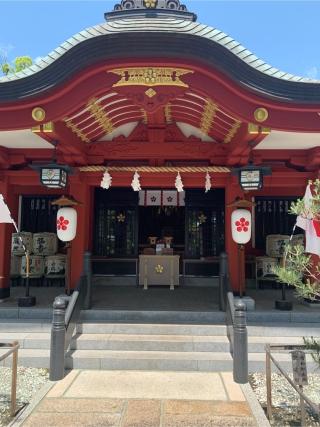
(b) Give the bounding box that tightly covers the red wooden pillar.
[0,179,19,299]
[68,179,92,289]
[225,178,245,293]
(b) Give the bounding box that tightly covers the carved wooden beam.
[87,140,227,164]
[0,147,10,169]
[49,122,89,165]
[226,124,269,166]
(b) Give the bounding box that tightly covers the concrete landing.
[16,370,261,427]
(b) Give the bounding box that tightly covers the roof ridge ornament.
[114,0,188,11]
[106,0,197,21]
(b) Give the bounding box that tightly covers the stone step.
[0,320,51,332]
[77,323,227,336]
[247,324,320,337]
[0,308,52,320]
[0,332,51,350]
[1,320,319,337]
[247,311,320,324]
[72,334,306,353]
[80,310,225,323]
[71,334,230,352]
[1,348,318,373]
[1,306,319,323]
[0,331,307,354]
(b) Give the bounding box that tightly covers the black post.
[233,300,248,384]
[83,252,92,310]
[219,252,228,311]
[50,297,66,381]
[18,251,36,307]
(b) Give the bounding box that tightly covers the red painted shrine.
[0,0,320,299]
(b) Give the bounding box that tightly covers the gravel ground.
[0,366,49,427]
[250,373,320,426]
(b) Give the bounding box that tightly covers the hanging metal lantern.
[39,164,71,188]
[232,163,272,191]
[30,140,72,188]
[30,163,72,188]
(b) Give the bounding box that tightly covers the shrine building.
[0,0,320,300]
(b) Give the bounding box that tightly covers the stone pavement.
[18,370,259,427]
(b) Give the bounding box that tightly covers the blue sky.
[1,0,320,79]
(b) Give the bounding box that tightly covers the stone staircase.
[1,320,319,372]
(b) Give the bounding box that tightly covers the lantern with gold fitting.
[30,140,73,189]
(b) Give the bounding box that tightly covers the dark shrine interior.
[138,206,185,247]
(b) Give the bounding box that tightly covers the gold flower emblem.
[198,213,207,224]
[144,0,157,8]
[117,213,126,223]
[144,68,157,84]
[155,264,164,274]
[145,88,157,98]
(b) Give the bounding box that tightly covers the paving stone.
[163,400,252,417]
[220,372,246,402]
[65,371,227,401]
[122,400,161,427]
[47,370,80,398]
[162,414,257,427]
[22,412,121,427]
[37,398,124,413]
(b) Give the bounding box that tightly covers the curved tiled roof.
[0,17,320,103]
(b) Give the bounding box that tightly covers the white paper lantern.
[231,209,252,244]
[56,207,77,242]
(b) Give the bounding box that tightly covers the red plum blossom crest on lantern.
[57,216,69,231]
[235,217,250,233]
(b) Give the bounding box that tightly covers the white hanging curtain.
[139,190,185,207]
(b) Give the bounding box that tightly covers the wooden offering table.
[139,255,180,290]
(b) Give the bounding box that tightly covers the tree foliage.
[303,337,320,365]
[1,56,33,76]
[273,179,320,301]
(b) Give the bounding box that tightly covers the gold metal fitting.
[32,107,46,122]
[155,264,164,274]
[254,107,269,123]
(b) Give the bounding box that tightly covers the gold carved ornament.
[254,107,269,123]
[144,0,157,7]
[198,213,207,224]
[155,264,164,274]
[31,122,54,133]
[117,213,126,223]
[64,119,90,143]
[248,123,271,135]
[32,107,46,122]
[200,99,218,135]
[145,88,157,98]
[224,120,241,144]
[164,104,172,123]
[109,67,193,88]
[87,98,114,135]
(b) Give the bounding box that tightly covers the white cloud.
[306,66,318,79]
